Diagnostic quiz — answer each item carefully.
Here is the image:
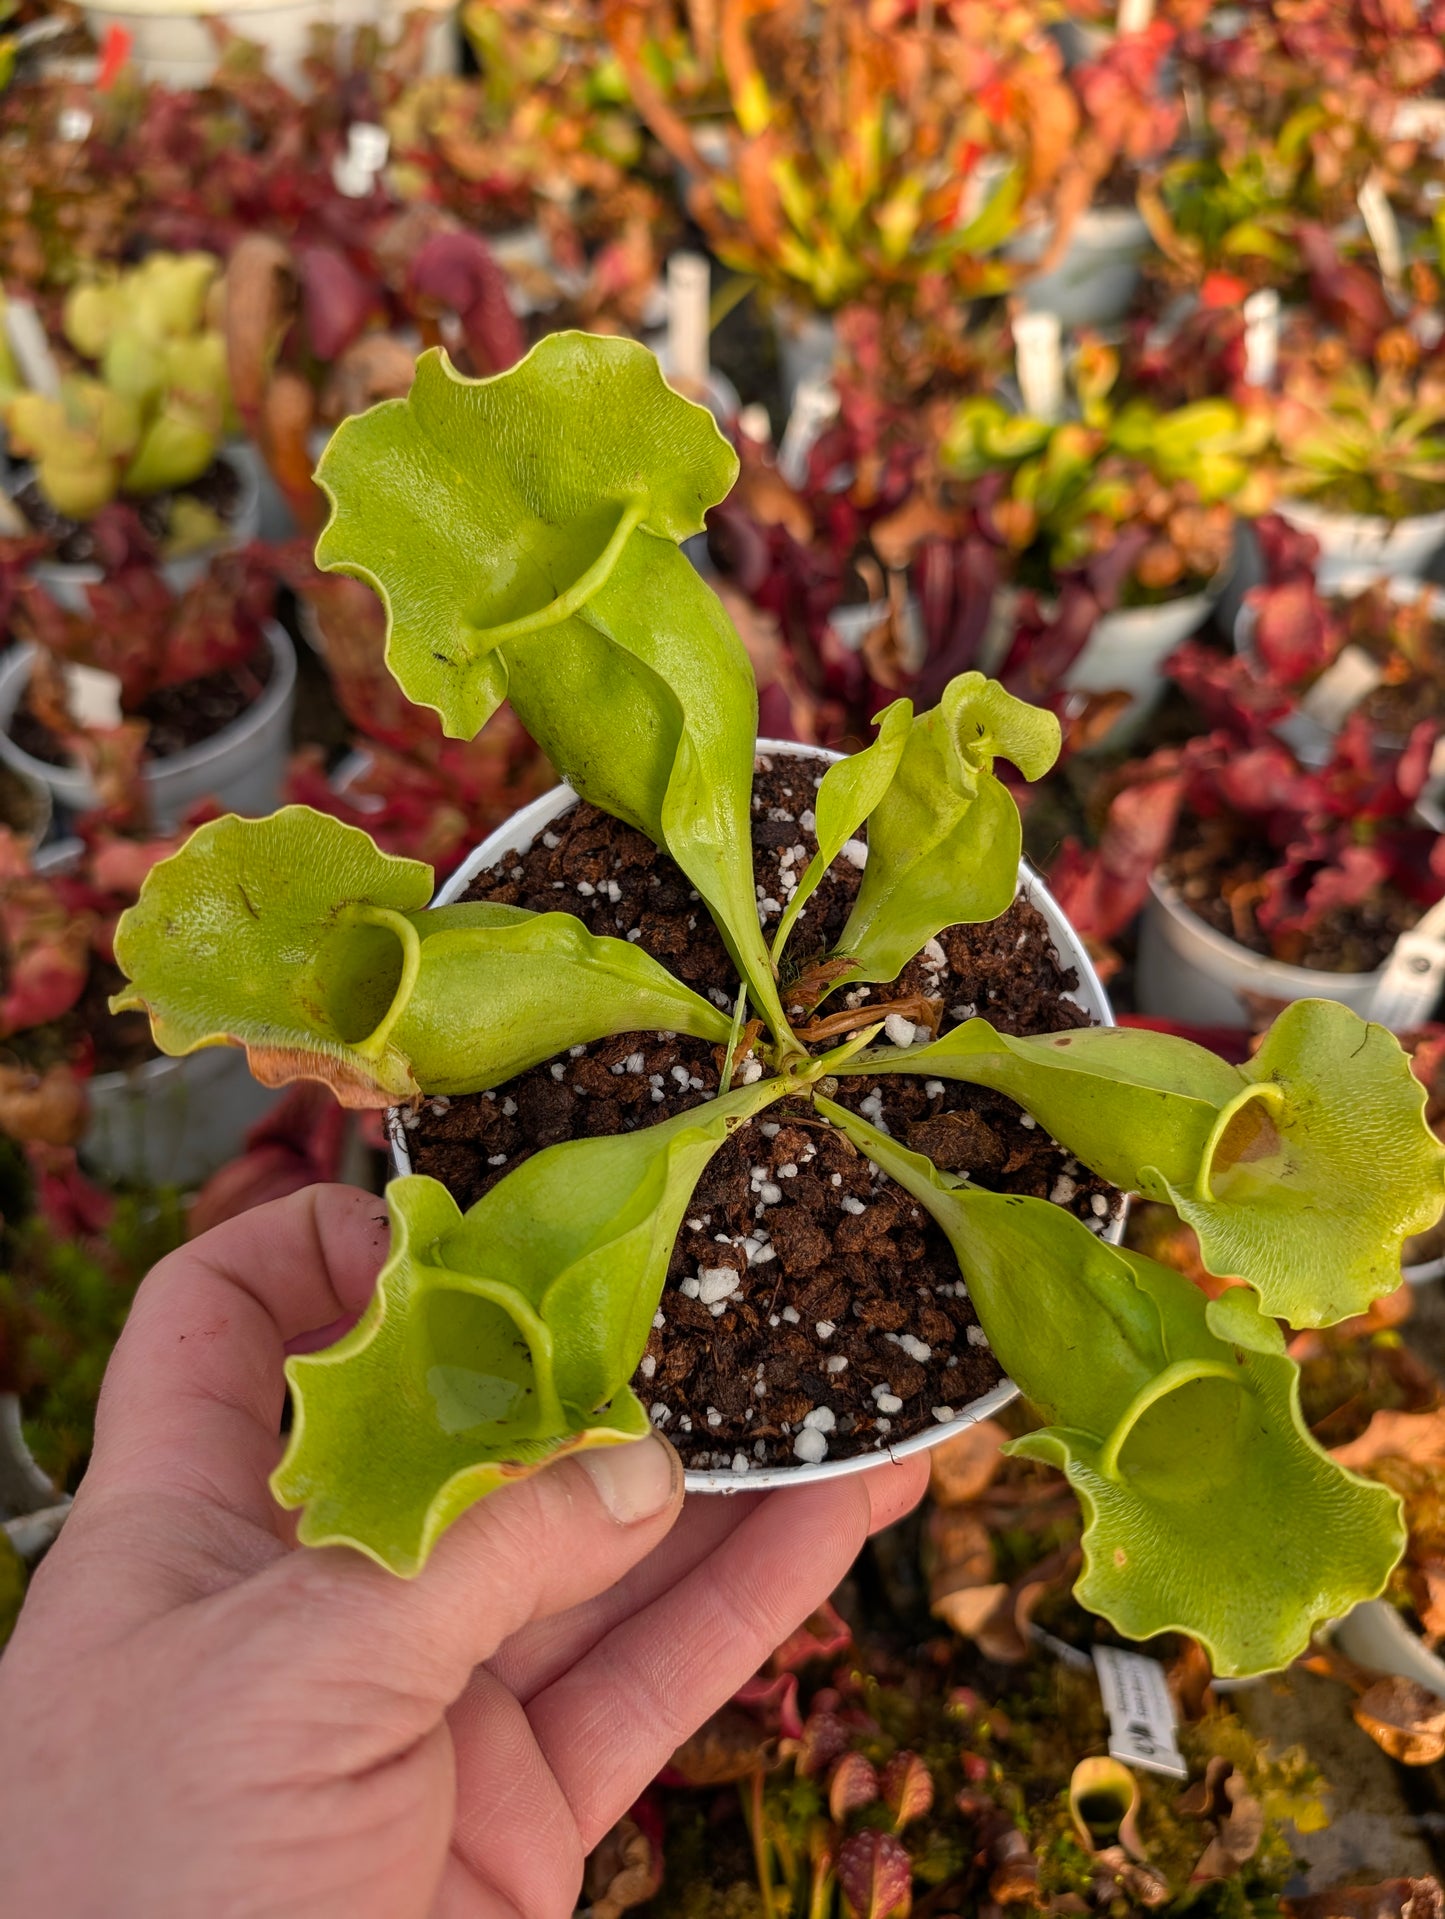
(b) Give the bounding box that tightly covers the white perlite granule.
[793,1428,828,1463]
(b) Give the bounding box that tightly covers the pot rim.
[0,618,296,790]
[1276,495,1445,542]
[1146,871,1383,989]
[390,737,1124,1494]
[21,442,263,589]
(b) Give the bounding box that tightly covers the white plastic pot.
[1276,498,1445,588]
[1063,583,1216,738]
[1235,571,1445,769]
[25,443,263,614]
[82,1041,281,1188]
[771,300,838,412]
[1136,874,1385,1027]
[1007,207,1151,329]
[79,0,391,89]
[0,620,296,832]
[390,740,1123,1494]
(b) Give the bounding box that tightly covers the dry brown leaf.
[929,1419,1007,1506]
[584,1814,663,1919]
[1334,1410,1445,1473]
[1353,1676,1445,1766]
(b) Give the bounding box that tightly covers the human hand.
[0,1183,928,1919]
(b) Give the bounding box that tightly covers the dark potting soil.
[10,639,274,766]
[405,757,1121,1477]
[3,956,156,1079]
[1163,813,1421,973]
[82,957,156,1075]
[14,456,244,569]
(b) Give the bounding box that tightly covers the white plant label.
[57,105,93,143]
[1092,1645,1187,1779]
[828,602,891,653]
[1116,0,1154,30]
[63,663,124,730]
[1242,289,1280,389]
[777,376,839,489]
[334,123,390,198]
[666,251,712,392]
[1358,176,1403,286]
[1299,643,1384,731]
[1014,311,1064,422]
[4,301,61,399]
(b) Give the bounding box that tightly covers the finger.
[487,1493,761,1700]
[453,1472,890,1865]
[867,1452,930,1532]
[490,1451,929,1702]
[248,1434,687,1720]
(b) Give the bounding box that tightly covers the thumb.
[254,1433,684,1703]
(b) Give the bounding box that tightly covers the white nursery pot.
[1276,498,1445,588]
[79,0,388,89]
[390,739,1123,1495]
[25,444,263,614]
[82,1041,281,1188]
[1063,583,1215,738]
[1136,874,1385,1027]
[1007,206,1151,329]
[771,301,838,412]
[0,620,296,831]
[1234,571,1445,769]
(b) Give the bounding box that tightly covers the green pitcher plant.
[110,334,1443,1672]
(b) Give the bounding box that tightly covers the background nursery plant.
[109,334,1444,1680]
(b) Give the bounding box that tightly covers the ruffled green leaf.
[816,1099,1405,1676]
[1159,1001,1445,1328]
[315,335,796,1049]
[273,1076,791,1573]
[844,1002,1445,1329]
[110,807,732,1107]
[828,675,1060,990]
[770,698,911,965]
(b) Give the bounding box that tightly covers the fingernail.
[578,1434,680,1524]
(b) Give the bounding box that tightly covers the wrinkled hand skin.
[0,1185,927,1919]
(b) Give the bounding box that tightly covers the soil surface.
[10,639,274,765]
[14,455,244,568]
[1163,813,1421,973]
[405,756,1121,1477]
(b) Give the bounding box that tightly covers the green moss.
[0,1193,187,1491]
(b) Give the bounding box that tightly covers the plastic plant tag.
[1298,644,1385,730]
[4,300,60,399]
[1242,290,1280,390]
[1092,1647,1186,1780]
[1358,174,1403,285]
[63,663,124,730]
[1014,312,1064,422]
[778,376,840,488]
